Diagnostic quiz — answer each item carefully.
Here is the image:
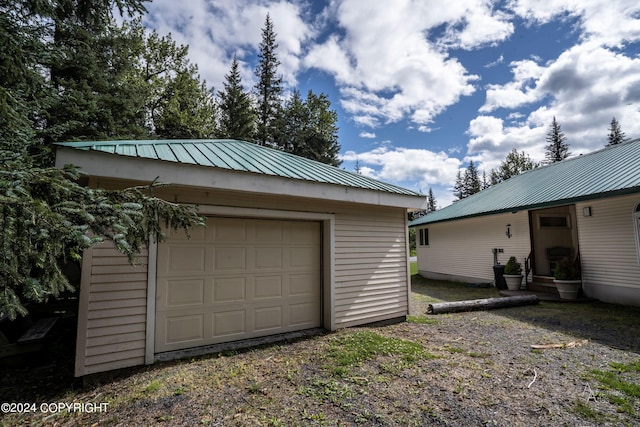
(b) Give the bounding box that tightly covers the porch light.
[583,207,592,217]
[506,223,512,238]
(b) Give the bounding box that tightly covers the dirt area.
[2,276,639,426]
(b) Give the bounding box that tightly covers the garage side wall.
[334,208,410,327]
[75,243,148,377]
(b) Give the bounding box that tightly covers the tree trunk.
[427,295,539,315]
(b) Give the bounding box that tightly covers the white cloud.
[509,0,640,46]
[143,0,313,91]
[304,0,502,129]
[359,131,376,139]
[470,2,640,172]
[342,146,461,190]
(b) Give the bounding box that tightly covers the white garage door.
[155,217,322,353]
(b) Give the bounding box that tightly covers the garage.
[58,139,425,376]
[154,217,322,353]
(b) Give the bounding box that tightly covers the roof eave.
[55,146,426,209]
[409,186,640,227]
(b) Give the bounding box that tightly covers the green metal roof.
[410,138,640,227]
[55,139,422,197]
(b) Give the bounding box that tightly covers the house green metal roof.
[410,138,640,227]
[55,139,422,197]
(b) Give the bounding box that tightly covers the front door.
[529,206,579,277]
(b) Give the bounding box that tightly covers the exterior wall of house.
[74,180,411,375]
[576,195,640,306]
[75,243,148,377]
[416,211,531,283]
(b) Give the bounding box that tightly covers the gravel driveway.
[2,276,639,426]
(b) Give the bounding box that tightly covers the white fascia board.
[56,147,426,209]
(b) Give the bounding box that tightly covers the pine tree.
[453,162,482,200]
[606,117,626,146]
[0,0,204,319]
[276,90,342,166]
[254,14,283,146]
[464,160,481,196]
[153,67,218,139]
[427,188,437,212]
[219,54,255,140]
[545,117,569,163]
[490,149,538,184]
[453,170,465,200]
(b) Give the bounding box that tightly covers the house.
[410,138,640,306]
[54,139,425,376]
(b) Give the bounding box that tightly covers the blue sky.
[141,0,640,207]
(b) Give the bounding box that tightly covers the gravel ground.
[2,276,639,426]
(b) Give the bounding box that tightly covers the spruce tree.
[427,188,437,212]
[464,160,481,196]
[219,54,255,140]
[0,0,204,319]
[606,117,626,146]
[545,117,569,163]
[490,149,538,184]
[453,170,465,200]
[254,14,283,146]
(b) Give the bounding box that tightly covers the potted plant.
[553,257,582,299]
[503,256,523,290]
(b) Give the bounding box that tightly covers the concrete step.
[527,280,558,295]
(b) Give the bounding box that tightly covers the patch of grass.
[325,330,427,376]
[444,345,465,354]
[410,261,418,275]
[591,368,640,398]
[572,400,609,424]
[406,315,440,324]
[144,379,162,393]
[586,359,640,420]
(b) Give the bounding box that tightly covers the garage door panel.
[255,247,283,269]
[213,310,246,336]
[214,247,246,270]
[214,218,247,241]
[289,222,320,241]
[290,274,318,296]
[166,279,204,307]
[254,276,282,299]
[167,246,207,273]
[256,223,283,242]
[290,246,319,268]
[213,277,246,302]
[254,306,282,331]
[156,218,321,353]
[290,302,320,326]
[163,313,204,344]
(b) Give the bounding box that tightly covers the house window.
[419,228,429,246]
[635,203,640,265]
[539,214,570,228]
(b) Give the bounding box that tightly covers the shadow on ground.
[411,274,640,355]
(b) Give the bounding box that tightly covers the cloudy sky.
[141,0,640,207]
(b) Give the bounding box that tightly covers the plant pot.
[554,279,581,299]
[504,274,523,290]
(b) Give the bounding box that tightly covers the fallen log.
[427,295,539,315]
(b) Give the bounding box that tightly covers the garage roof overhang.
[56,146,426,209]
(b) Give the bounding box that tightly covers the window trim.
[419,228,429,246]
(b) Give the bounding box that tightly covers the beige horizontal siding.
[576,196,640,305]
[417,211,531,283]
[75,243,148,376]
[334,208,409,327]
